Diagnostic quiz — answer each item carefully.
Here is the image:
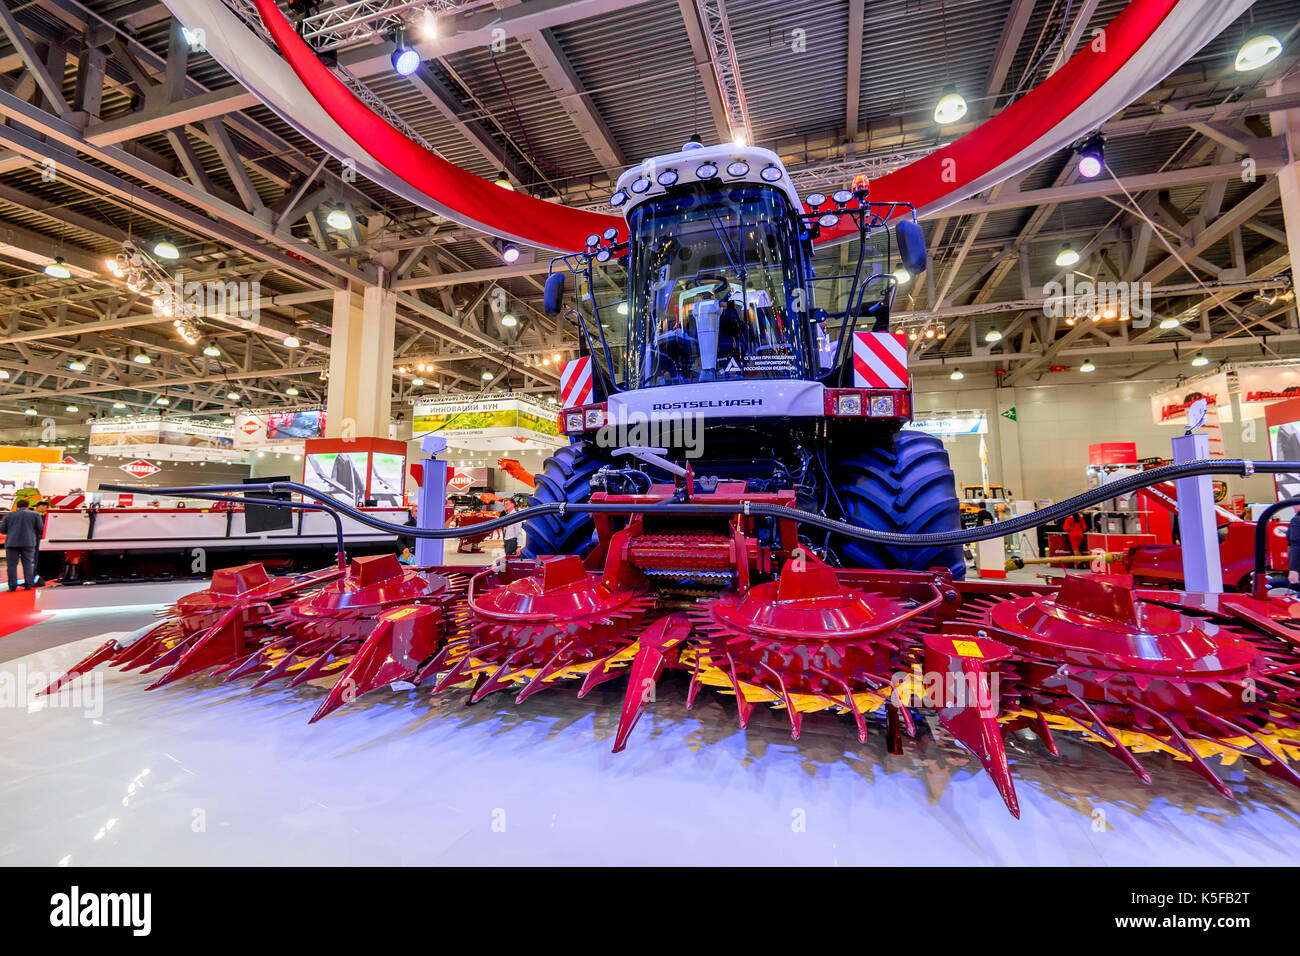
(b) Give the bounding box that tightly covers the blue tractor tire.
[833,429,967,579]
[521,441,602,557]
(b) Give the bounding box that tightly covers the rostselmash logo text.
[50,886,151,936]
[649,398,762,411]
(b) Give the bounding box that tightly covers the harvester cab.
[536,140,964,578]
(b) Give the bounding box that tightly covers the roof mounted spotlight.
[695,162,719,179]
[760,164,783,183]
[630,177,652,194]
[585,233,600,249]
[805,193,827,209]
[656,169,679,186]
[1077,133,1105,179]
[391,30,421,76]
[602,227,619,242]
[831,189,853,207]
[609,189,629,207]
[726,160,750,177]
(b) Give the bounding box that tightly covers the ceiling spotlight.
[933,89,968,125]
[419,7,438,39]
[65,404,79,412]
[617,302,629,316]
[68,359,87,372]
[950,369,965,381]
[1191,353,1209,367]
[104,257,124,277]
[156,396,170,405]
[481,370,494,381]
[286,386,299,396]
[203,344,220,357]
[44,256,71,279]
[153,241,180,260]
[412,377,424,387]
[133,352,152,364]
[501,313,518,328]
[1077,134,1104,179]
[24,407,36,416]
[227,391,241,401]
[391,42,421,76]
[494,170,514,190]
[552,353,562,364]
[501,243,520,264]
[283,335,301,348]
[731,129,747,148]
[1159,317,1181,330]
[1235,34,1282,72]
[113,402,126,409]
[325,206,352,230]
[893,268,910,285]
[984,328,1003,343]
[1055,243,1080,267]
[1080,359,1096,373]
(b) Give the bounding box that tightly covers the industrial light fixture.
[113,402,126,409]
[24,407,36,416]
[419,7,439,39]
[156,396,170,406]
[285,386,299,396]
[412,377,424,387]
[1159,316,1181,330]
[494,170,514,190]
[1235,34,1282,71]
[223,417,234,425]
[1077,134,1104,179]
[893,268,910,285]
[933,89,967,125]
[44,257,71,279]
[1055,243,1080,267]
[1191,353,1209,367]
[324,206,352,230]
[481,370,494,380]
[227,391,241,401]
[1080,358,1096,373]
[500,242,520,264]
[0,370,8,379]
[65,404,79,412]
[68,359,87,372]
[500,313,518,328]
[984,328,1003,343]
[133,352,152,364]
[391,33,421,76]
[104,257,124,277]
[731,129,747,148]
[283,335,301,348]
[203,344,220,357]
[950,369,965,381]
[153,241,180,260]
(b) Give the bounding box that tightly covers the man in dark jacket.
[1,498,44,591]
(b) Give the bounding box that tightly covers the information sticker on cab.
[952,639,984,658]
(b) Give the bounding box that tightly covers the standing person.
[1,498,44,591]
[975,501,995,527]
[1063,511,1089,555]
[502,499,520,556]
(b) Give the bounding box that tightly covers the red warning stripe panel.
[560,358,593,409]
[853,332,909,389]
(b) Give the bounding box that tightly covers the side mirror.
[543,272,566,316]
[896,219,927,276]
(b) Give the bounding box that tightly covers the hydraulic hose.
[102,457,1297,548]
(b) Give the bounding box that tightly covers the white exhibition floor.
[4,613,1300,867]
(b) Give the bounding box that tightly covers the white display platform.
[35,581,206,611]
[3,635,1299,866]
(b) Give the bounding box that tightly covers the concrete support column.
[326,283,395,439]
